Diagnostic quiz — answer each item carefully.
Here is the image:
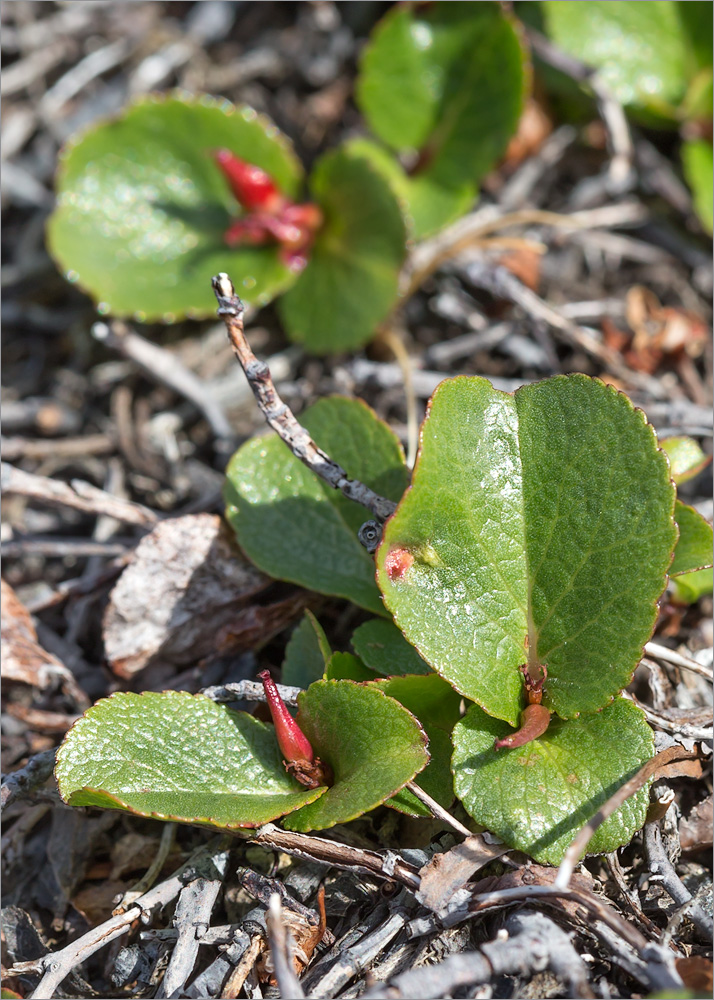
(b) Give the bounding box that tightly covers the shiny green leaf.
[279,148,407,352]
[682,139,713,234]
[224,396,408,614]
[356,2,527,237]
[47,95,302,321]
[377,375,676,724]
[661,436,710,484]
[284,680,428,831]
[55,691,324,828]
[452,697,653,864]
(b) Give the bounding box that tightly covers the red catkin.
[258,670,314,764]
[214,151,284,213]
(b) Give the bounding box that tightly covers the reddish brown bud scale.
[258,669,314,763]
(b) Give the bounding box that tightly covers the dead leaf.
[680,795,713,852]
[4,704,79,734]
[676,955,713,993]
[72,880,129,926]
[623,286,708,373]
[503,98,553,168]
[417,835,508,911]
[103,514,271,677]
[1,579,66,689]
[496,245,542,292]
[215,590,313,657]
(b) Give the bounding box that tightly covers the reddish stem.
[259,670,314,763]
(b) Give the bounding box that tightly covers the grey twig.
[92,320,237,453]
[266,894,306,1000]
[15,839,230,999]
[211,273,397,524]
[155,852,229,999]
[643,821,713,940]
[645,641,714,682]
[404,781,473,837]
[202,679,302,707]
[1,747,57,813]
[362,910,594,1000]
[1,462,158,528]
[555,745,699,890]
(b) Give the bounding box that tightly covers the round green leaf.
[660,435,710,484]
[671,500,713,576]
[541,2,692,114]
[47,94,303,321]
[682,139,713,234]
[377,375,677,724]
[278,147,407,352]
[370,673,462,734]
[55,691,324,828]
[224,396,408,615]
[282,611,331,689]
[356,2,527,236]
[351,618,433,677]
[452,697,654,865]
[671,566,714,604]
[283,680,429,832]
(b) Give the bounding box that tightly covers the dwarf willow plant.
[56,373,713,864]
[46,2,527,351]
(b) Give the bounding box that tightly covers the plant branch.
[212,273,397,524]
[404,781,473,837]
[266,894,306,1000]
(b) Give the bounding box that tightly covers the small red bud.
[259,669,314,764]
[214,150,284,213]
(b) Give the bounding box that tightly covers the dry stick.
[1,536,132,559]
[643,821,713,940]
[17,838,229,1000]
[404,781,473,838]
[251,823,421,891]
[203,679,302,707]
[378,327,419,468]
[526,28,634,193]
[155,853,229,999]
[211,273,397,525]
[645,641,714,682]
[266,894,306,1000]
[1,747,57,813]
[92,320,237,452]
[219,933,265,999]
[1,461,158,528]
[555,745,699,891]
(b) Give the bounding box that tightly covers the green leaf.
[351,618,433,677]
[671,501,713,576]
[278,148,407,352]
[682,139,714,234]
[452,697,654,865]
[541,1,694,115]
[671,566,714,604]
[284,680,429,831]
[371,674,463,733]
[356,3,526,238]
[660,436,711,484]
[282,611,331,688]
[388,725,454,818]
[377,375,676,725]
[55,691,324,828]
[47,95,303,321]
[224,396,408,615]
[324,651,376,682]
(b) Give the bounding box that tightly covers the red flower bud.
[214,150,284,213]
[259,669,314,764]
